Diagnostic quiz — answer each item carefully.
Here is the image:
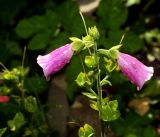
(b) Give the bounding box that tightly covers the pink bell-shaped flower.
[118,52,154,90]
[37,44,73,80]
[0,96,9,103]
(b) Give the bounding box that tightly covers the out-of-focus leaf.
[24,75,48,94]
[141,80,160,97]
[16,15,48,39]
[24,96,38,113]
[98,0,128,30]
[28,31,51,50]
[47,32,69,52]
[103,31,144,53]
[6,41,22,56]
[143,28,160,45]
[0,128,7,137]
[8,112,25,131]
[125,0,140,7]
[0,0,27,24]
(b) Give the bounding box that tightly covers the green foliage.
[78,124,94,137]
[8,112,25,131]
[111,111,157,137]
[75,72,92,87]
[0,128,7,137]
[98,0,128,30]
[84,55,99,68]
[24,75,48,94]
[82,92,97,99]
[100,100,120,121]
[88,26,100,40]
[24,96,38,113]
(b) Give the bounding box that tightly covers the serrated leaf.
[82,92,97,99]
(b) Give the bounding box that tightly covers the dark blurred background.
[0,0,160,137]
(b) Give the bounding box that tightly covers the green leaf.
[69,37,82,42]
[125,0,140,7]
[122,32,144,53]
[104,58,118,72]
[82,35,94,48]
[98,0,128,30]
[75,72,91,87]
[100,100,120,121]
[24,75,48,94]
[8,112,25,131]
[16,15,49,39]
[85,55,99,68]
[78,124,94,137]
[6,41,22,56]
[0,128,7,137]
[72,41,84,52]
[90,100,98,111]
[143,126,157,137]
[24,96,38,113]
[100,79,112,86]
[28,31,51,50]
[103,31,143,53]
[141,80,160,97]
[82,92,97,99]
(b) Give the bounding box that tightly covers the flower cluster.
[37,38,153,90]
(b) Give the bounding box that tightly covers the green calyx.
[98,44,122,60]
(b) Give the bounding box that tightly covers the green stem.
[95,42,105,137]
[79,11,88,35]
[79,11,92,55]
[0,62,9,71]
[78,53,86,74]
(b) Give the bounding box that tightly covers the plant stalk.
[95,42,105,137]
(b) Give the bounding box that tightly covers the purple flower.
[118,53,154,90]
[37,44,73,80]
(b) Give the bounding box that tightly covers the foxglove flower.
[0,96,9,103]
[118,53,154,90]
[37,44,73,80]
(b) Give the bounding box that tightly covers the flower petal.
[118,53,154,90]
[0,96,9,103]
[37,44,73,80]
